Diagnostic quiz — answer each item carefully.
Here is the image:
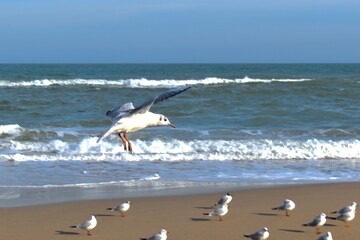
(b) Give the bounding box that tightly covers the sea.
[1,64,360,207]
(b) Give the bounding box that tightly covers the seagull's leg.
[121,211,126,217]
[286,210,289,216]
[87,230,92,236]
[118,133,127,151]
[123,132,132,153]
[316,227,320,234]
[219,216,223,221]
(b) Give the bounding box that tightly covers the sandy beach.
[1,182,359,240]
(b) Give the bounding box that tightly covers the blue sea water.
[1,64,360,206]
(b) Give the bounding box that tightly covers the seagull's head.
[158,115,175,128]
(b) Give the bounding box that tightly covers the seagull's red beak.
[168,123,176,128]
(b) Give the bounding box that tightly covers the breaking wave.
[0,77,312,88]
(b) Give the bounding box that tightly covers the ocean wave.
[2,137,360,162]
[0,124,23,136]
[0,77,312,88]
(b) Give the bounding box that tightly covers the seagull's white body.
[98,87,191,153]
[204,203,229,221]
[317,231,333,240]
[272,199,296,216]
[70,215,97,236]
[140,228,168,240]
[244,227,270,240]
[303,213,327,234]
[107,200,131,217]
[328,210,355,227]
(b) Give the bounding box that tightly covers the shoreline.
[0,180,336,208]
[1,182,360,240]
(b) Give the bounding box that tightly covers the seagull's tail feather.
[70,225,77,229]
[97,126,117,143]
[139,238,147,240]
[326,216,337,220]
[243,235,250,238]
[272,207,278,210]
[330,211,337,214]
[302,224,308,226]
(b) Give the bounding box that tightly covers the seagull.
[140,228,168,240]
[327,210,356,227]
[243,227,270,240]
[70,215,97,236]
[107,200,131,217]
[215,192,232,206]
[302,213,327,234]
[97,86,191,153]
[317,231,333,240]
[203,203,229,221]
[271,199,296,216]
[330,201,357,214]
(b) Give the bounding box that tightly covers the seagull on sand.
[215,192,232,206]
[303,213,327,234]
[271,199,296,216]
[243,227,270,240]
[330,201,357,214]
[70,215,97,236]
[107,200,131,217]
[140,228,168,240]
[97,86,191,153]
[317,231,333,240]
[327,210,356,228]
[203,203,229,221]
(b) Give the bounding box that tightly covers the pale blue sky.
[1,0,359,63]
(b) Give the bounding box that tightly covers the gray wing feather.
[132,86,191,114]
[106,102,135,123]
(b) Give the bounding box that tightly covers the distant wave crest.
[0,77,312,88]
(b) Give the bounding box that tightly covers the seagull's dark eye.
[164,118,167,122]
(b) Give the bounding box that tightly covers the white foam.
[0,77,312,88]
[2,138,360,162]
[0,124,23,136]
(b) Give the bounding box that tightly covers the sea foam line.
[2,138,360,162]
[0,77,312,88]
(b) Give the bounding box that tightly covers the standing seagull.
[243,227,270,240]
[327,210,356,228]
[140,228,168,240]
[203,203,229,221]
[330,201,357,214]
[303,213,327,234]
[70,215,97,236]
[272,199,296,216]
[317,231,333,240]
[107,200,131,217]
[215,192,232,206]
[97,86,191,153]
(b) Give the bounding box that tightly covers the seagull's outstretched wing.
[106,102,135,123]
[132,86,191,114]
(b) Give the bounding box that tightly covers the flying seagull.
[97,86,191,153]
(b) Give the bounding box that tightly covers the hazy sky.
[1,0,359,63]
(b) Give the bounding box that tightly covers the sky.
[1,0,360,63]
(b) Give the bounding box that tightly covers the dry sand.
[1,182,360,240]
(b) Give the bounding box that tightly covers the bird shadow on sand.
[252,212,278,217]
[55,230,80,235]
[195,206,215,210]
[278,229,305,233]
[324,223,337,227]
[190,218,211,222]
[93,213,115,217]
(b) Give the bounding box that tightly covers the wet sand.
[1,182,359,240]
